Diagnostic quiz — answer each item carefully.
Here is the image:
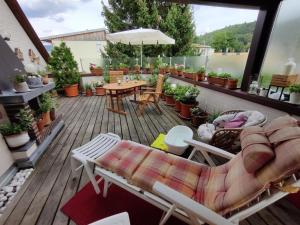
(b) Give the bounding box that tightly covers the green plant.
[0,109,32,136]
[164,84,176,96]
[37,70,48,77]
[177,66,184,71]
[47,42,80,89]
[219,72,231,79]
[84,83,92,90]
[207,71,218,77]
[147,74,158,87]
[180,86,200,104]
[191,107,207,116]
[93,82,103,87]
[40,93,53,113]
[184,68,195,73]
[289,84,300,93]
[198,66,206,74]
[208,111,221,123]
[15,74,27,83]
[174,85,189,101]
[119,63,128,68]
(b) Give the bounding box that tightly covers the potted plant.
[48,42,80,97]
[179,87,200,120]
[170,67,178,76]
[159,63,168,74]
[216,72,231,87]
[0,109,32,148]
[191,107,208,127]
[40,93,53,126]
[90,64,103,76]
[36,116,45,132]
[196,67,206,82]
[226,75,238,89]
[93,82,106,96]
[133,64,140,74]
[119,63,129,75]
[38,70,49,85]
[13,74,30,92]
[84,84,93,96]
[183,68,196,80]
[164,83,176,106]
[176,66,184,76]
[174,85,188,112]
[289,84,300,105]
[50,96,58,121]
[207,71,218,85]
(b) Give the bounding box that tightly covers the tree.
[47,42,80,89]
[102,0,195,59]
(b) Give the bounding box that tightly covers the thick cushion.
[268,127,300,146]
[242,144,274,173]
[264,115,298,136]
[240,126,265,140]
[241,133,270,149]
[95,141,151,179]
[131,150,203,198]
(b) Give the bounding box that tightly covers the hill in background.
[194,21,256,52]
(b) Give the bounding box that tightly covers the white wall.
[52,40,106,73]
[169,77,300,121]
[0,1,47,70]
[0,135,14,177]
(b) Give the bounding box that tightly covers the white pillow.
[197,123,216,143]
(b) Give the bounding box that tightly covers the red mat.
[61,178,187,225]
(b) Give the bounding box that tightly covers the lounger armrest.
[185,139,235,159]
[153,182,235,225]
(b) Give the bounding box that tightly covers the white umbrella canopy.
[106,28,175,67]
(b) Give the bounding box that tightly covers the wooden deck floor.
[1,96,300,225]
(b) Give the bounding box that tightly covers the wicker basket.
[270,74,298,87]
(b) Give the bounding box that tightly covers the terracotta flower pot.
[42,111,51,126]
[174,100,181,112]
[50,108,56,121]
[42,75,49,85]
[191,114,208,127]
[159,68,166,74]
[196,73,205,82]
[226,79,238,89]
[120,68,129,75]
[165,94,175,106]
[64,84,79,97]
[184,72,195,80]
[177,70,183,76]
[85,89,93,96]
[95,87,106,96]
[37,118,45,132]
[90,68,103,76]
[179,102,196,120]
[215,78,227,86]
[4,131,30,148]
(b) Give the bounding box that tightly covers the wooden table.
[104,80,147,115]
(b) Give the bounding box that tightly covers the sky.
[17,0,258,38]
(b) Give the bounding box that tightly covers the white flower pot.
[14,82,30,93]
[4,131,30,148]
[290,92,300,105]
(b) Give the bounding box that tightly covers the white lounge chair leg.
[103,179,110,198]
[71,156,80,179]
[159,204,176,225]
[84,162,101,195]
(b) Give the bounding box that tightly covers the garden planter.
[191,114,208,127]
[85,89,93,96]
[170,68,178,76]
[165,94,175,106]
[64,84,79,97]
[177,70,183,76]
[90,68,103,76]
[42,111,51,126]
[42,75,49,85]
[95,87,106,96]
[4,131,30,148]
[14,82,30,93]
[184,72,195,80]
[226,79,238,89]
[159,68,166,74]
[290,93,300,105]
[120,68,129,75]
[37,118,45,132]
[174,100,181,112]
[214,78,227,86]
[196,73,205,82]
[50,108,56,121]
[179,102,196,120]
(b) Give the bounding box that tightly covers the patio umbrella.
[106,28,175,67]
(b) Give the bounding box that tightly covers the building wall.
[0,1,48,177]
[50,30,106,42]
[52,40,106,73]
[0,1,47,70]
[169,77,300,121]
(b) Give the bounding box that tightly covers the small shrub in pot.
[191,107,208,127]
[289,84,300,105]
[179,87,200,119]
[14,74,30,92]
[164,83,176,106]
[196,67,206,81]
[84,84,93,96]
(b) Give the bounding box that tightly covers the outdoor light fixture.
[0,30,11,41]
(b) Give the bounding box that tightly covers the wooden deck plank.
[2,96,300,225]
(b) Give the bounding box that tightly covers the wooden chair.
[109,70,124,83]
[137,74,164,115]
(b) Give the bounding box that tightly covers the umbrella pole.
[140,44,143,69]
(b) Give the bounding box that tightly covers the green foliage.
[93,81,104,87]
[84,83,92,90]
[40,93,54,113]
[289,84,300,93]
[207,71,218,77]
[180,86,200,104]
[195,21,255,53]
[119,63,128,68]
[208,111,221,123]
[147,74,158,87]
[174,85,189,101]
[184,68,195,73]
[0,109,32,136]
[164,84,176,96]
[191,107,207,116]
[47,42,80,89]
[103,1,195,57]
[176,66,184,71]
[198,66,206,74]
[219,72,231,79]
[15,74,27,83]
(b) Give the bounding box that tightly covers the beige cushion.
[240,126,265,140]
[264,115,298,136]
[269,127,300,146]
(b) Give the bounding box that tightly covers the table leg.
[107,90,127,115]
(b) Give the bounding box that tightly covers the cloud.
[18,0,92,18]
[50,15,65,23]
